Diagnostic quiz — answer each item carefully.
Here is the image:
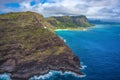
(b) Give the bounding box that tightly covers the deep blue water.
[1,24,120,80]
[55,24,120,80]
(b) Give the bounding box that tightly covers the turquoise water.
[1,24,120,80]
[55,24,120,80]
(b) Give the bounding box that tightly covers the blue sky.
[0,0,120,20]
[5,2,20,8]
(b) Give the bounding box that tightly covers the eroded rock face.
[0,12,82,79]
[0,58,16,72]
[11,47,82,79]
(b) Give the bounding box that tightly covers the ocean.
[1,24,120,80]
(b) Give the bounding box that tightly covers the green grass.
[0,12,66,65]
[0,11,93,67]
[46,15,92,29]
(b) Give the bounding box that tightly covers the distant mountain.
[46,15,93,29]
[89,19,120,25]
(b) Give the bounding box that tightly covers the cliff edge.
[0,12,82,80]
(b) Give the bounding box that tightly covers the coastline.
[55,24,120,80]
[54,25,97,32]
[0,12,92,80]
[54,27,90,31]
[30,70,85,80]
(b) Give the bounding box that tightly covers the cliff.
[46,15,92,29]
[0,12,82,80]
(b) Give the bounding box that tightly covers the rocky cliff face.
[46,15,92,28]
[0,12,82,80]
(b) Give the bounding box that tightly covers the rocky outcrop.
[0,12,82,79]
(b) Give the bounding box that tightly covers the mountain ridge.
[0,11,91,79]
[46,15,92,29]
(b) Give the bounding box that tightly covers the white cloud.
[0,0,120,19]
[20,1,34,11]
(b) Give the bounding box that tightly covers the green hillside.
[46,15,92,29]
[0,12,81,79]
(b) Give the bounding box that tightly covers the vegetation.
[0,11,88,79]
[0,11,68,68]
[46,15,93,29]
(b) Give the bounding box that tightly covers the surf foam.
[29,70,86,80]
[0,73,11,80]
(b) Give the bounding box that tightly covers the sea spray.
[80,62,87,70]
[29,70,86,80]
[59,36,66,42]
[0,73,11,80]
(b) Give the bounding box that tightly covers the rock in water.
[0,12,82,79]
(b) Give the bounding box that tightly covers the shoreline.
[0,11,91,80]
[30,70,85,80]
[54,27,92,31]
[0,68,84,80]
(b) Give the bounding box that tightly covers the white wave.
[59,36,66,42]
[80,65,87,70]
[64,39,66,42]
[64,71,86,78]
[0,73,11,80]
[29,70,86,80]
[29,70,62,80]
[80,62,87,70]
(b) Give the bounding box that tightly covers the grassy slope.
[0,12,81,79]
[46,15,93,30]
[0,12,67,68]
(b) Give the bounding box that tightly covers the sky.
[0,0,120,20]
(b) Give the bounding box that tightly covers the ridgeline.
[0,11,92,80]
[46,15,92,29]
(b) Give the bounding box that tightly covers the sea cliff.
[46,15,93,29]
[0,11,91,79]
